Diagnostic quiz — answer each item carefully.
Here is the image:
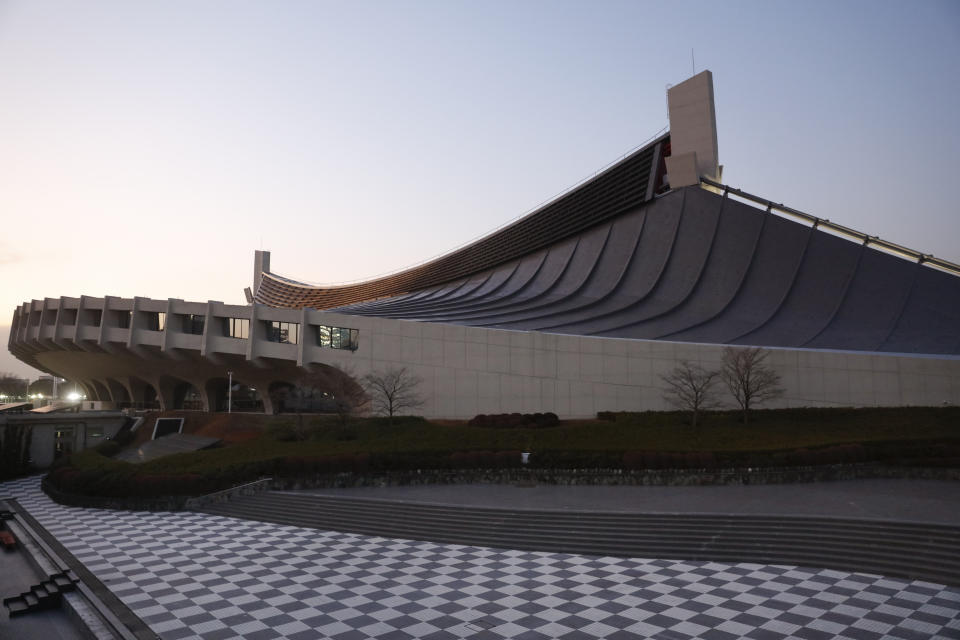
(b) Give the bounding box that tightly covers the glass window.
[184,314,205,335]
[146,312,165,331]
[267,321,299,345]
[226,317,249,339]
[54,427,74,459]
[317,325,331,347]
[116,311,132,329]
[315,325,358,350]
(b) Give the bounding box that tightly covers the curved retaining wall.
[40,465,960,512]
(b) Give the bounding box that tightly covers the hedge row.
[468,413,559,429]
[618,445,873,470]
[45,450,529,499]
[46,439,960,500]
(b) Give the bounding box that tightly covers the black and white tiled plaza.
[1,476,958,640]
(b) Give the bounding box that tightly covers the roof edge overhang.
[255,132,669,309]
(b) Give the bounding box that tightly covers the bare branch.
[660,361,720,427]
[297,364,368,425]
[363,367,424,422]
[0,373,28,398]
[721,347,784,424]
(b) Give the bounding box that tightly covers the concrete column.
[126,297,144,348]
[253,250,271,297]
[52,297,67,347]
[74,296,88,344]
[90,379,111,402]
[199,378,218,413]
[39,298,56,348]
[297,308,309,367]
[105,378,130,404]
[200,301,217,357]
[160,299,180,353]
[154,377,178,412]
[97,296,119,347]
[667,70,719,182]
[246,303,261,361]
[16,302,30,343]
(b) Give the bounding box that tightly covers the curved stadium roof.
[255,138,960,356]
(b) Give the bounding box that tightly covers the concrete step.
[2,576,66,618]
[51,573,75,592]
[258,493,960,537]
[225,499,959,537]
[211,505,956,567]
[204,494,960,548]
[203,500,960,553]
[196,491,960,586]
[208,509,958,564]
[5,598,29,616]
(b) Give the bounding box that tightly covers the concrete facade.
[667,70,720,181]
[0,412,125,468]
[8,70,959,417]
[8,295,960,418]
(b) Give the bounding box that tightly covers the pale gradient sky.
[2,0,959,379]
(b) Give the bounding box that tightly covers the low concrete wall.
[41,477,188,512]
[184,478,272,510]
[268,464,960,491]
[41,465,960,512]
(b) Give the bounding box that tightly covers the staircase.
[196,491,960,586]
[2,571,79,617]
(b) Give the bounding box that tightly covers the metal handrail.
[700,176,960,277]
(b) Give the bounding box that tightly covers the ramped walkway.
[1,475,959,640]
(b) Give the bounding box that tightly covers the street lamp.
[227,370,233,413]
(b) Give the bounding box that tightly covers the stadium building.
[8,72,960,417]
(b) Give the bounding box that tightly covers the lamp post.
[227,370,233,413]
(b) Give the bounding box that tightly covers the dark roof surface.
[331,186,960,355]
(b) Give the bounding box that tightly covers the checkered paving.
[2,476,958,640]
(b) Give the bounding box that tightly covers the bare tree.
[661,361,720,427]
[0,373,28,399]
[363,367,424,423]
[0,423,33,480]
[318,364,368,425]
[721,347,784,424]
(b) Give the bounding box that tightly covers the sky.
[2,0,959,379]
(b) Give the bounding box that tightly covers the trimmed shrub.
[468,412,559,429]
[94,440,121,457]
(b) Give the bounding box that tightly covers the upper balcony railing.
[700,176,960,277]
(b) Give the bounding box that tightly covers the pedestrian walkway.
[1,475,959,640]
[113,433,221,463]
